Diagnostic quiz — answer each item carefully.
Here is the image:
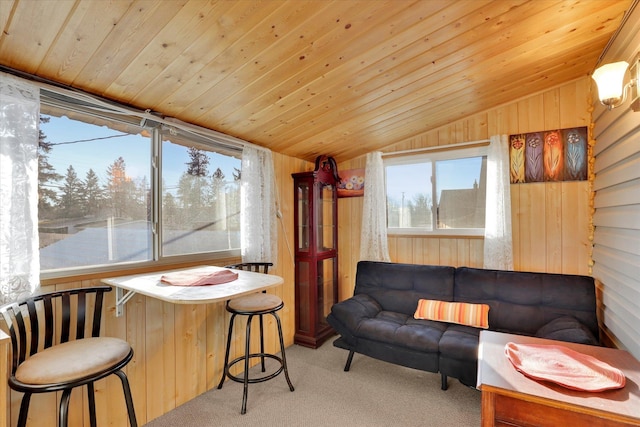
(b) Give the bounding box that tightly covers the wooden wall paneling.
[124,291,147,424]
[439,239,456,266]
[395,237,413,264]
[97,283,128,426]
[510,184,522,271]
[205,302,225,392]
[469,238,484,268]
[1,330,8,427]
[542,89,562,273]
[350,192,363,289]
[283,165,298,343]
[275,152,312,343]
[518,92,544,134]
[412,238,424,266]
[526,183,548,272]
[423,238,441,266]
[335,155,363,300]
[561,181,590,275]
[456,239,470,267]
[337,195,362,299]
[387,236,397,262]
[545,182,563,273]
[559,79,590,275]
[146,298,176,421]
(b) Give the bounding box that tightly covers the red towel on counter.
[505,342,625,392]
[160,269,239,287]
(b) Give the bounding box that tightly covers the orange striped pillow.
[414,299,490,329]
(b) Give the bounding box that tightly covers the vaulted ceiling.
[0,0,633,162]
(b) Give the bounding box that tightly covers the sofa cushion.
[438,324,481,362]
[357,311,447,353]
[414,299,490,329]
[453,267,598,340]
[535,316,598,345]
[354,261,455,315]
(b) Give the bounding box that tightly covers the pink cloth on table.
[160,269,238,287]
[504,342,626,392]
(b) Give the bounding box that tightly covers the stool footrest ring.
[225,353,285,385]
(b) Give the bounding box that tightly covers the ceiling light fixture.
[592,53,639,112]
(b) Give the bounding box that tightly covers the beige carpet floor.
[145,339,481,426]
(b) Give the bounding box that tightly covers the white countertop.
[102,265,283,314]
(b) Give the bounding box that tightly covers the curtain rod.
[1,66,269,153]
[381,138,491,157]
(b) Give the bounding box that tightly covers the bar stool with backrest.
[218,262,294,414]
[0,286,137,427]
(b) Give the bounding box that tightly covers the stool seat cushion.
[228,293,283,312]
[15,337,132,385]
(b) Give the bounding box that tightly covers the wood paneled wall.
[591,4,640,359]
[337,78,592,299]
[1,331,8,427]
[7,152,311,427]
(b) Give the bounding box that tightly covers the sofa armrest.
[327,294,383,346]
[535,316,599,345]
[330,294,382,331]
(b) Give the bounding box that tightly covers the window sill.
[40,251,241,285]
[387,228,485,238]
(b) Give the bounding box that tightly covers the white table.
[101,265,284,316]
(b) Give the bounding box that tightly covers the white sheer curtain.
[360,151,391,262]
[0,73,40,304]
[240,146,277,265]
[483,134,513,270]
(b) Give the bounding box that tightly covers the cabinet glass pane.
[297,261,310,332]
[317,257,335,326]
[316,184,335,251]
[297,183,310,251]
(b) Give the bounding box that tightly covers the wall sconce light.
[592,53,639,111]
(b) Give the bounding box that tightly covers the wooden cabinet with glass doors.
[292,156,339,348]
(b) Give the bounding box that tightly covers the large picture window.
[38,92,241,276]
[385,147,487,235]
[161,133,241,256]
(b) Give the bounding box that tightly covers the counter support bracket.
[115,287,137,317]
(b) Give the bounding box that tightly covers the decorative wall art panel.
[509,127,587,184]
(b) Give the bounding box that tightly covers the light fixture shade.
[592,61,629,105]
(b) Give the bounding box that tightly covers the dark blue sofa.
[326,261,599,389]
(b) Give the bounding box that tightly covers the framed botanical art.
[509,126,587,184]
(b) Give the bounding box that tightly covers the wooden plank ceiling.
[0,0,632,162]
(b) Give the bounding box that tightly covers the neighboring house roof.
[439,187,485,229]
[39,222,240,270]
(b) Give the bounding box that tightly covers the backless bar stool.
[224,262,272,372]
[217,292,295,414]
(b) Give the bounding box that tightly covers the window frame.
[38,88,243,281]
[384,145,488,237]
